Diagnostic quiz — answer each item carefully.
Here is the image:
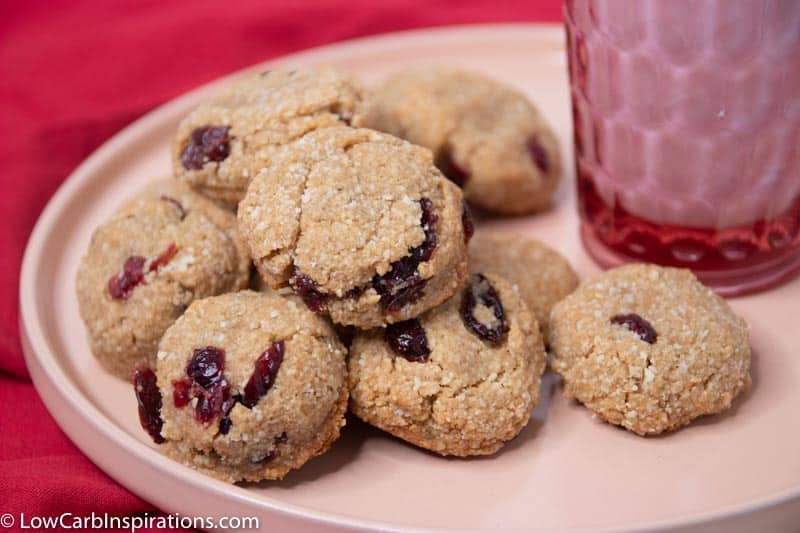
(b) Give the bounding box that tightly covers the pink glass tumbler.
[565,0,800,295]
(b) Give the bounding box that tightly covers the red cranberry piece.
[373,258,424,312]
[344,285,366,299]
[218,393,241,435]
[610,313,657,344]
[382,275,428,313]
[373,198,437,312]
[413,197,438,263]
[460,274,506,345]
[290,269,328,313]
[173,346,245,432]
[149,242,177,272]
[218,416,233,435]
[132,364,165,444]
[435,146,469,187]
[385,319,430,362]
[528,137,550,173]
[186,346,226,389]
[160,195,186,219]
[183,346,232,424]
[242,341,284,408]
[108,255,146,300]
[461,200,474,243]
[180,125,231,170]
[193,385,229,423]
[172,378,191,408]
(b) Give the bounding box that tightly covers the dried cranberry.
[218,416,233,435]
[413,197,438,263]
[461,200,474,243]
[372,198,437,312]
[385,319,430,362]
[460,274,506,345]
[193,389,228,423]
[109,243,179,300]
[378,277,428,314]
[344,285,366,299]
[218,393,241,435]
[108,256,146,300]
[172,346,232,424]
[180,125,231,170]
[186,346,225,389]
[160,195,186,219]
[149,243,177,272]
[290,269,328,313]
[610,313,657,344]
[435,146,469,187]
[172,378,190,408]
[242,341,284,408]
[528,137,550,173]
[132,364,165,444]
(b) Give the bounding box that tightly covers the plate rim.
[18,22,800,532]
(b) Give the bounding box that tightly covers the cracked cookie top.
[156,290,347,482]
[348,273,545,456]
[549,263,751,436]
[172,68,366,205]
[238,126,468,316]
[76,182,250,379]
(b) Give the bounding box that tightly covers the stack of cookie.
[77,66,750,484]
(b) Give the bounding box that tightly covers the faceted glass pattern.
[565,0,800,295]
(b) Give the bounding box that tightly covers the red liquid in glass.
[578,168,800,294]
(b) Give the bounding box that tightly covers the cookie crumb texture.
[172,68,366,205]
[348,274,545,456]
[365,66,562,215]
[469,231,578,340]
[157,291,348,483]
[76,184,250,379]
[549,264,751,436]
[238,126,469,328]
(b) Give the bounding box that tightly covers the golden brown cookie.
[469,231,578,340]
[549,264,751,436]
[173,68,366,206]
[348,273,546,456]
[365,66,561,215]
[135,290,348,483]
[238,126,470,328]
[76,183,250,379]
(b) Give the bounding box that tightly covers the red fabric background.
[0,1,561,530]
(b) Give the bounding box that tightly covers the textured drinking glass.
[565,0,800,295]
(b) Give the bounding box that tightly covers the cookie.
[549,264,751,436]
[77,183,250,379]
[348,273,546,456]
[173,68,366,206]
[238,126,470,329]
[134,290,348,483]
[364,66,561,215]
[468,231,578,340]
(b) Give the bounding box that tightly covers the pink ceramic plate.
[19,24,800,532]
